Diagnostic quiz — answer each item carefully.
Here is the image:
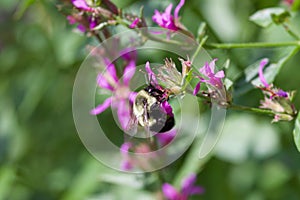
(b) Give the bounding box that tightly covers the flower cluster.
[193,59,225,95]
[152,0,185,32]
[258,58,296,122]
[193,59,228,106]
[162,173,204,200]
[67,0,140,33]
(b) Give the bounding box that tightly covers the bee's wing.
[125,114,138,137]
[142,104,154,138]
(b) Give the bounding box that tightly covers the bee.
[132,84,175,133]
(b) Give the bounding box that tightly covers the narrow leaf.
[293,112,300,152]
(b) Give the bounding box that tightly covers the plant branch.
[229,104,275,115]
[204,41,300,49]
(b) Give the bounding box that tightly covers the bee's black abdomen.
[148,102,175,133]
[158,116,175,133]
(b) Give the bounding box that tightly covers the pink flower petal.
[174,0,185,19]
[156,129,176,146]
[97,73,114,91]
[71,0,93,12]
[161,101,174,117]
[215,70,225,78]
[77,24,86,32]
[152,10,163,24]
[103,58,118,83]
[165,4,173,16]
[121,160,133,171]
[129,17,140,29]
[89,17,97,29]
[120,142,133,170]
[181,173,197,193]
[258,58,269,88]
[277,89,288,98]
[199,62,211,77]
[193,82,201,95]
[189,186,205,195]
[67,15,76,24]
[145,61,158,85]
[162,183,180,200]
[120,47,137,62]
[123,60,136,85]
[90,97,112,115]
[209,59,217,73]
[116,100,131,130]
[120,142,132,155]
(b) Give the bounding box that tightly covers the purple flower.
[71,0,94,12]
[89,17,97,29]
[120,142,133,170]
[258,58,289,98]
[161,101,174,117]
[152,0,185,31]
[129,17,140,29]
[257,58,296,122]
[193,59,225,95]
[156,129,176,147]
[67,15,76,24]
[67,14,98,33]
[91,52,137,130]
[162,173,204,200]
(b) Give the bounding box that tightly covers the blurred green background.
[0,0,300,199]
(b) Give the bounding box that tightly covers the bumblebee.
[133,84,175,133]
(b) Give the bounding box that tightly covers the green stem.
[143,32,187,46]
[229,104,275,115]
[191,36,208,63]
[192,90,275,116]
[282,23,300,40]
[204,41,300,49]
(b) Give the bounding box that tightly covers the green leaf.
[293,112,300,152]
[13,0,36,20]
[234,47,299,97]
[249,7,289,27]
[292,0,300,11]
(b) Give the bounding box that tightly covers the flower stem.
[229,104,275,115]
[191,36,208,63]
[204,41,300,49]
[143,32,187,46]
[191,89,275,115]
